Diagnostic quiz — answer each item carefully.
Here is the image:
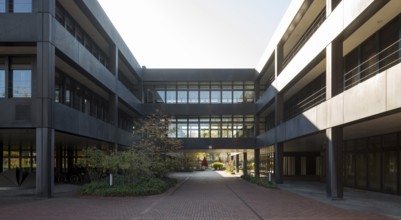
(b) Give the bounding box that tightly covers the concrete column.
[235,154,240,173]
[274,143,284,184]
[36,128,55,197]
[254,149,260,177]
[36,0,56,197]
[326,38,343,98]
[110,45,119,151]
[0,142,3,172]
[325,127,343,199]
[275,42,283,77]
[243,152,248,175]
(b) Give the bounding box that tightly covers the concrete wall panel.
[343,0,374,27]
[386,63,401,111]
[298,107,318,136]
[343,73,386,123]
[328,93,344,127]
[316,102,328,130]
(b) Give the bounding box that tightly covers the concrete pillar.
[0,142,3,172]
[326,39,343,98]
[36,128,55,198]
[235,154,240,173]
[36,0,56,197]
[110,45,119,151]
[243,152,248,175]
[274,143,284,184]
[325,127,343,199]
[275,42,283,77]
[254,149,260,177]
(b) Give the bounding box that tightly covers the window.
[55,72,62,102]
[0,0,5,12]
[200,91,209,103]
[177,91,187,103]
[188,91,198,103]
[222,91,232,103]
[211,91,221,103]
[12,70,31,98]
[166,91,176,104]
[0,70,5,97]
[11,0,32,13]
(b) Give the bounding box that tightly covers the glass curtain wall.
[344,132,401,195]
[169,115,254,138]
[144,82,255,104]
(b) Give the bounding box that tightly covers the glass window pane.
[222,91,232,103]
[177,91,187,103]
[345,153,355,187]
[211,91,221,103]
[188,91,198,103]
[383,151,398,193]
[12,0,32,13]
[166,91,176,103]
[12,70,31,98]
[200,123,210,138]
[0,70,5,97]
[233,91,243,103]
[244,91,254,103]
[210,123,220,138]
[156,90,165,103]
[189,123,199,138]
[200,91,209,103]
[177,123,187,138]
[0,0,5,12]
[368,152,381,191]
[356,154,367,188]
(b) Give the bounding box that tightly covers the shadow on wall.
[0,169,35,188]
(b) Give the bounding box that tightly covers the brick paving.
[0,171,392,220]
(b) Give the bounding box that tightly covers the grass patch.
[241,174,277,189]
[78,177,177,197]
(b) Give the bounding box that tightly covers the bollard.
[109,173,113,187]
[268,172,272,183]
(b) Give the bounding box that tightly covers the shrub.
[211,162,225,170]
[241,174,277,189]
[78,177,177,197]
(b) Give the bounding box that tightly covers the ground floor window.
[345,132,401,195]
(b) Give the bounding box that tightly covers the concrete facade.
[0,0,400,199]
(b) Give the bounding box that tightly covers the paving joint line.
[224,183,264,220]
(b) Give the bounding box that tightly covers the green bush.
[241,174,277,189]
[211,162,225,170]
[78,177,177,197]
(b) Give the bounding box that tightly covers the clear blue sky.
[98,0,291,68]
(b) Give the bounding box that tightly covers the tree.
[79,111,182,183]
[132,111,183,178]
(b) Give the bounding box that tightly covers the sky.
[97,0,292,69]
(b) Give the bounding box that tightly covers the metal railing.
[285,86,326,120]
[282,8,326,69]
[344,38,401,90]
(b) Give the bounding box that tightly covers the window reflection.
[12,0,32,13]
[0,70,5,97]
[144,82,254,104]
[12,70,31,98]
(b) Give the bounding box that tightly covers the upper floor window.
[0,0,5,12]
[0,57,4,98]
[0,70,5,97]
[10,57,32,98]
[0,0,32,13]
[11,0,32,13]
[12,69,31,98]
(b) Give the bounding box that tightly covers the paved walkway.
[0,171,393,219]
